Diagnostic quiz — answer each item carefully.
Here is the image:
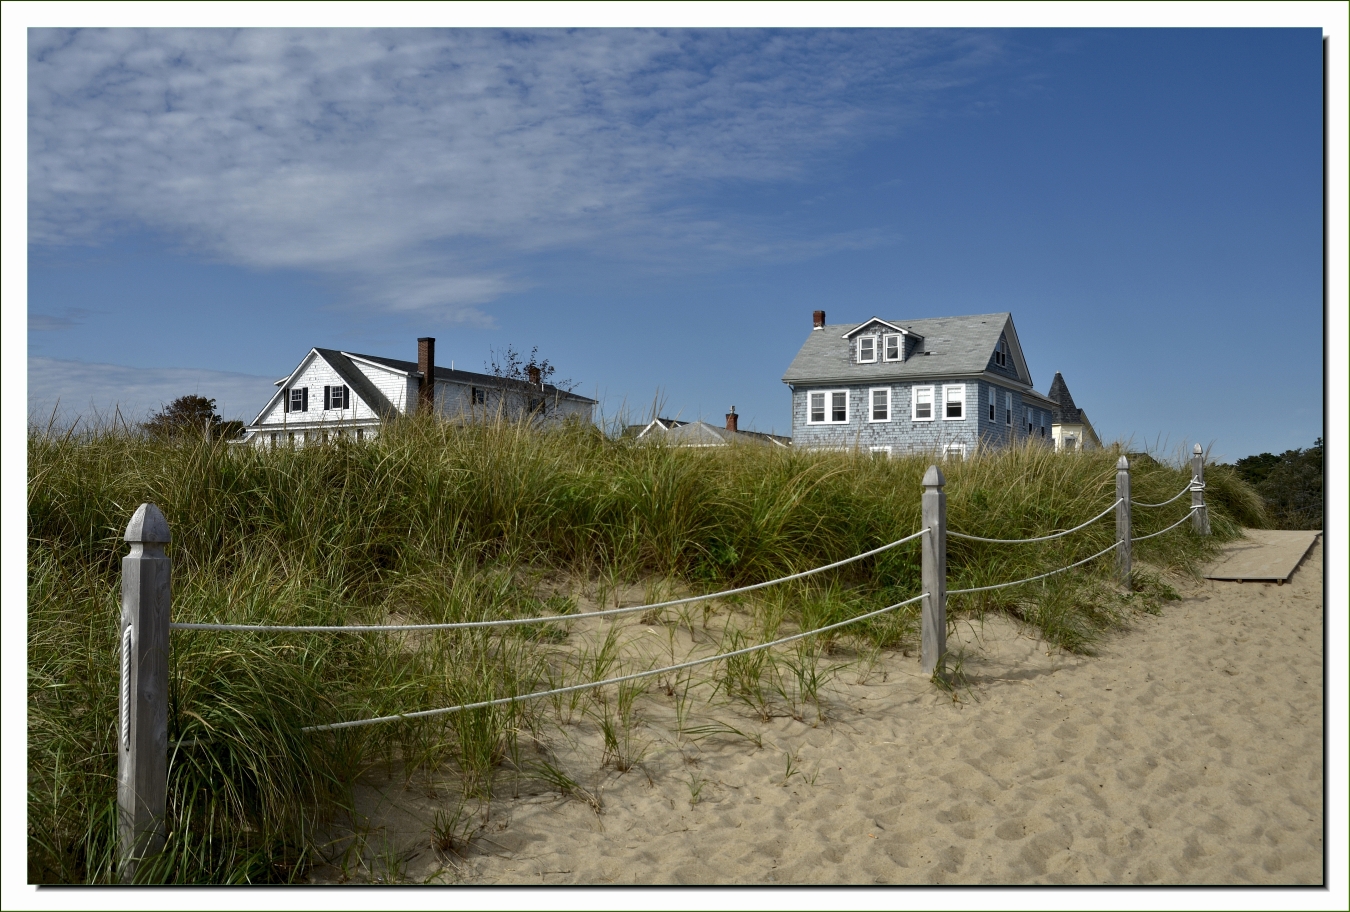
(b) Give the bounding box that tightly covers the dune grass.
[27,415,1256,883]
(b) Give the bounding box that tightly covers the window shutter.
[302,387,309,412]
[283,390,289,414]
[324,386,331,410]
[342,386,350,409]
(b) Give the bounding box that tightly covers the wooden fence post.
[1116,456,1132,586]
[1191,444,1211,535]
[118,503,171,882]
[921,465,947,677]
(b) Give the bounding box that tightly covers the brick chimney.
[527,365,542,390]
[417,337,435,414]
[813,310,825,330]
[725,406,738,433]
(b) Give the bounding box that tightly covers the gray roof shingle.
[781,312,1028,386]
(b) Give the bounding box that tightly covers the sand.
[312,538,1324,886]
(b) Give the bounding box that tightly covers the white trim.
[1005,389,1013,426]
[856,336,877,363]
[945,442,967,460]
[869,446,892,459]
[882,333,904,362]
[868,387,891,422]
[911,385,935,422]
[842,317,911,339]
[807,389,851,424]
[942,384,966,420]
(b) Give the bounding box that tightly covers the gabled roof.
[842,317,920,339]
[346,352,596,403]
[638,419,790,448]
[782,312,1033,387]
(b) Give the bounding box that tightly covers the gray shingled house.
[781,310,1059,457]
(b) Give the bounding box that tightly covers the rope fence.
[948,498,1121,544]
[303,592,930,732]
[113,448,1213,874]
[170,528,928,634]
[1131,477,1202,509]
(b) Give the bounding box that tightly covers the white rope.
[948,499,1121,544]
[170,529,928,634]
[947,540,1121,596]
[1131,506,1200,543]
[302,592,928,732]
[1131,478,1200,509]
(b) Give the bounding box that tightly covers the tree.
[141,395,241,440]
[483,344,576,392]
[1233,437,1323,530]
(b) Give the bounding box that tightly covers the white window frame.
[994,339,1008,367]
[870,446,892,459]
[857,336,877,363]
[869,387,891,422]
[883,334,903,362]
[945,443,967,460]
[807,389,850,425]
[1005,390,1013,426]
[911,385,935,422]
[942,384,966,421]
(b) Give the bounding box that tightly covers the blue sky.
[23,25,1327,461]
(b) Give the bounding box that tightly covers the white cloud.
[27,357,278,426]
[28,28,998,318]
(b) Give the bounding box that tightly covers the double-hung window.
[994,339,1008,367]
[472,387,485,404]
[857,336,877,363]
[1004,390,1013,426]
[286,387,308,413]
[943,384,965,420]
[323,385,350,410]
[808,390,850,424]
[883,334,903,362]
[869,388,891,422]
[912,386,934,421]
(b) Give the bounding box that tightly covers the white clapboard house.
[240,337,595,446]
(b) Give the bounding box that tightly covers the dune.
[311,537,1324,886]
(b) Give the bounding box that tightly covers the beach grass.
[27,414,1256,882]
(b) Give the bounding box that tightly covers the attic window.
[288,388,308,413]
[323,385,349,410]
[883,334,902,362]
[994,340,1008,367]
[857,336,877,363]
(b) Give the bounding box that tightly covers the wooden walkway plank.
[1203,529,1322,583]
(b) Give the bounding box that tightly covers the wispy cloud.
[29,29,999,319]
[28,356,277,425]
[27,307,100,331]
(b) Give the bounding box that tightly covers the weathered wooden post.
[1116,456,1132,586]
[921,465,947,677]
[119,503,171,881]
[1191,444,1211,536]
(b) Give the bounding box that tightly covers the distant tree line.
[1229,438,1323,530]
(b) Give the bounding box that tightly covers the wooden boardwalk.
[1204,529,1322,584]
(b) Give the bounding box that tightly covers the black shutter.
[342,386,350,409]
[283,390,289,413]
[323,386,331,410]
[302,387,309,412]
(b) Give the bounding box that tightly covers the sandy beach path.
[322,538,1324,886]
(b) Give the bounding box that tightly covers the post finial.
[1117,455,1129,470]
[124,503,171,544]
[1193,443,1203,455]
[922,464,945,488]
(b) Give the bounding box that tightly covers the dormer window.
[883,334,903,362]
[994,339,1009,367]
[857,336,877,363]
